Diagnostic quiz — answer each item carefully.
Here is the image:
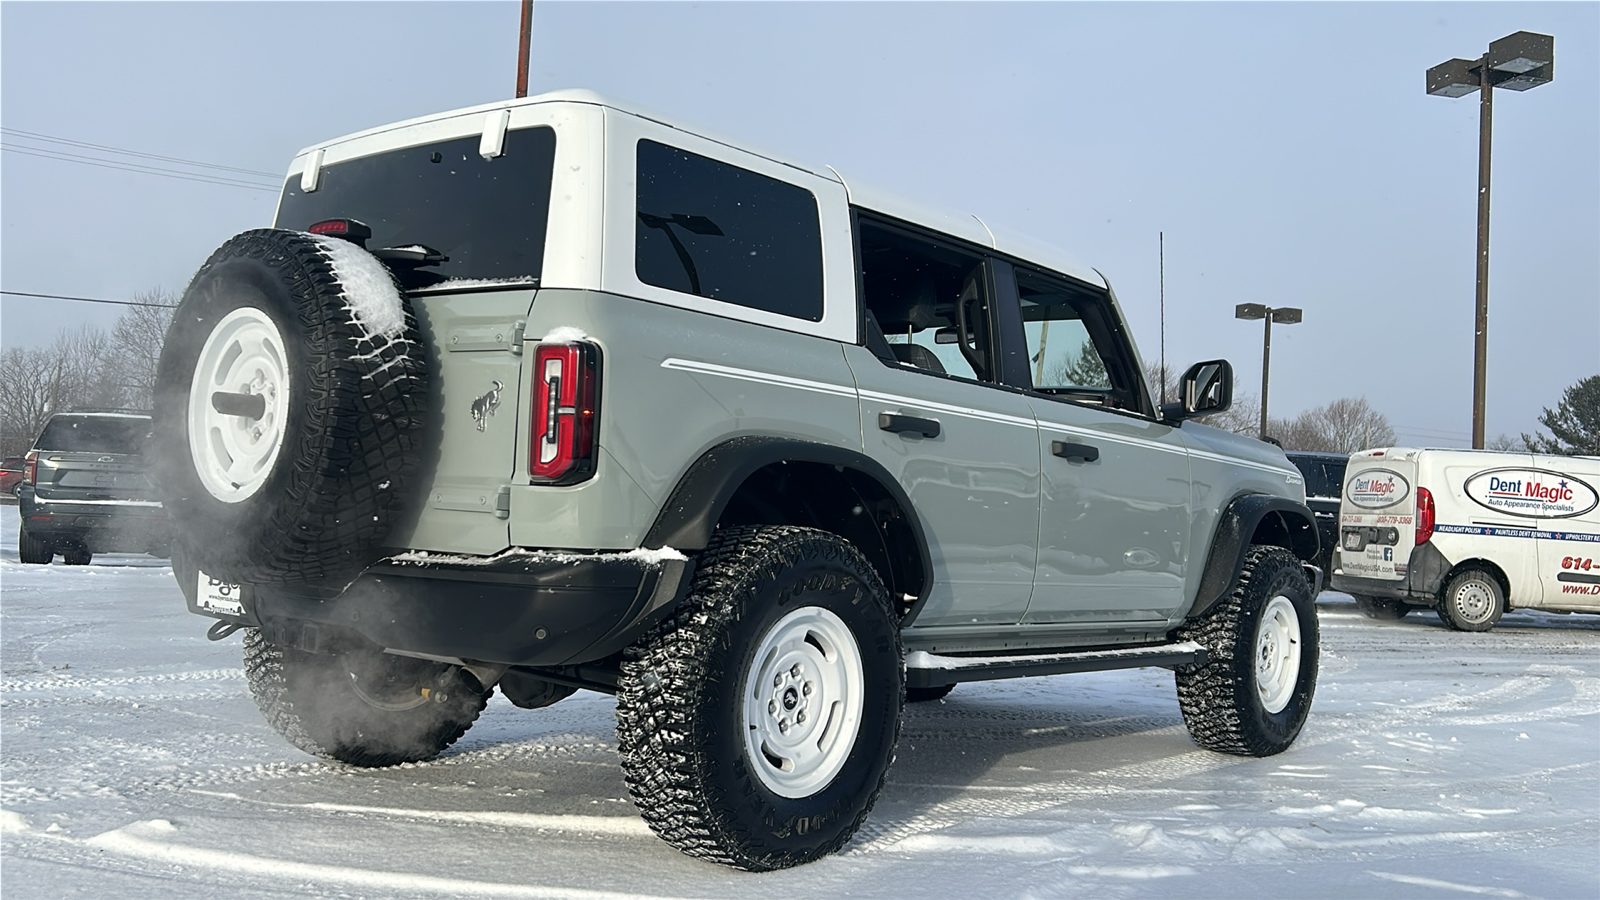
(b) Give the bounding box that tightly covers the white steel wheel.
[1254,594,1302,715]
[1450,580,1497,623]
[187,307,290,503]
[742,605,865,798]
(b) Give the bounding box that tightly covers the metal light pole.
[1235,303,1302,440]
[1427,31,1555,449]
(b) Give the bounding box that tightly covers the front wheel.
[616,526,903,871]
[1353,594,1412,620]
[1437,569,1505,632]
[243,629,488,767]
[1176,545,1319,756]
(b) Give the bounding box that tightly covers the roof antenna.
[1159,231,1166,408]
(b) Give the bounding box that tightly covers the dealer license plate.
[196,570,244,617]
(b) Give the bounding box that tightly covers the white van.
[1329,448,1600,630]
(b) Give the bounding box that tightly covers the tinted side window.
[276,127,556,285]
[1015,268,1143,412]
[636,140,823,321]
[857,219,991,382]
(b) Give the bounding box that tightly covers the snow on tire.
[616,525,903,871]
[242,628,487,768]
[1176,545,1319,756]
[152,228,426,585]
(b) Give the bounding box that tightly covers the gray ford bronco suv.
[154,90,1321,870]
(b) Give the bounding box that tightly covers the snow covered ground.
[3,511,1597,899]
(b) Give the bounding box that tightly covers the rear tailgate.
[1337,451,1418,581]
[32,451,157,502]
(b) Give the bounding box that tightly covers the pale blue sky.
[2,1,1595,446]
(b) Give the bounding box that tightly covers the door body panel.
[847,345,1040,627]
[1027,401,1193,624]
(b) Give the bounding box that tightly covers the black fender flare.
[1190,493,1320,619]
[642,435,932,604]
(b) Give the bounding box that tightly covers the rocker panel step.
[904,641,1206,688]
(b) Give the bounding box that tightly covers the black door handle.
[879,413,941,439]
[1051,440,1099,462]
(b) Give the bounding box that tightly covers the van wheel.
[616,526,903,871]
[243,628,488,767]
[1353,595,1412,620]
[1176,545,1319,756]
[18,527,53,565]
[1437,569,1504,632]
[152,228,427,585]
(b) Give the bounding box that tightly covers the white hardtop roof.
[296,89,1106,290]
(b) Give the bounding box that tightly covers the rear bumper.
[188,549,693,667]
[1329,541,1451,604]
[19,494,170,551]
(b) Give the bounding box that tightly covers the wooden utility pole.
[516,0,533,98]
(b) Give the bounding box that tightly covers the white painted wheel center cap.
[187,307,290,503]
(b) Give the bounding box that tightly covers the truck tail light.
[530,341,600,484]
[1415,487,1436,546]
[23,450,38,485]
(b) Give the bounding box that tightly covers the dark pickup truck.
[16,411,170,565]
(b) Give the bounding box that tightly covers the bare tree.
[1485,433,1527,452]
[1264,397,1395,453]
[111,289,177,409]
[0,345,59,458]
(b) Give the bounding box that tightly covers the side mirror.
[1162,359,1233,422]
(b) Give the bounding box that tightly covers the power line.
[2,145,281,193]
[1,141,278,188]
[0,290,176,309]
[0,127,280,178]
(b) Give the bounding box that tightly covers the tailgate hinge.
[510,320,526,354]
[494,486,512,520]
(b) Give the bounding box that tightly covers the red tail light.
[1415,487,1436,546]
[530,341,600,484]
[23,450,38,485]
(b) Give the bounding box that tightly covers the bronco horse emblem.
[469,380,504,432]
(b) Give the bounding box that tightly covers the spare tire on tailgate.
[153,228,427,585]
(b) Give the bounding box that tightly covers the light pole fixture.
[1235,303,1302,440]
[1427,31,1555,449]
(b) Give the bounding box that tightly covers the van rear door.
[1337,451,1418,582]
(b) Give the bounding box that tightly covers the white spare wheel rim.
[1254,594,1302,715]
[742,606,865,798]
[188,306,290,503]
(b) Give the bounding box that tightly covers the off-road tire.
[616,525,903,871]
[1353,594,1412,620]
[242,628,487,767]
[906,683,955,703]
[152,228,426,585]
[61,546,93,566]
[1437,568,1505,632]
[17,527,52,565]
[1176,545,1319,756]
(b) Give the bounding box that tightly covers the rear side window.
[35,417,152,454]
[276,127,556,284]
[635,139,823,321]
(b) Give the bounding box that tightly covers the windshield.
[36,416,152,454]
[275,126,556,285]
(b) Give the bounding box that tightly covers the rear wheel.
[1437,569,1505,632]
[1353,594,1412,620]
[243,629,488,767]
[1176,546,1319,756]
[18,527,53,565]
[617,526,903,871]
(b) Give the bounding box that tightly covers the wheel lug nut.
[802,682,813,695]
[779,720,790,734]
[768,700,777,714]
[773,674,783,687]
[790,664,802,677]
[796,711,806,723]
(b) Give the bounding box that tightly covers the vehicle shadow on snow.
[1316,592,1600,633]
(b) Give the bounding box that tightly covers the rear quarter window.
[276,127,556,284]
[635,139,824,321]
